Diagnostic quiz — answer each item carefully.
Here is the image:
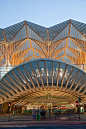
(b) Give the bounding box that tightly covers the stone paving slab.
[0,113,86,126]
[0,120,86,125]
[0,121,86,129]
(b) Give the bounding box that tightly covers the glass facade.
[0,19,86,104]
[0,59,86,104]
[0,19,86,79]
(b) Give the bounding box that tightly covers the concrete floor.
[0,113,86,122]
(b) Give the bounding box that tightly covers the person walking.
[32,107,36,120]
[40,107,46,120]
[54,108,57,120]
[37,107,40,121]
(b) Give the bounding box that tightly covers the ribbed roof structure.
[0,19,86,73]
[0,59,86,105]
[0,19,86,105]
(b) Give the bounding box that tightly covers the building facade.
[0,19,86,79]
[0,19,86,108]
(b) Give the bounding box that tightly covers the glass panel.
[13,69,26,85]
[18,66,31,89]
[4,75,20,92]
[0,91,6,97]
[31,62,42,85]
[63,65,72,86]
[38,61,47,85]
[13,25,27,42]
[34,50,42,58]
[1,80,16,94]
[72,71,83,90]
[56,49,64,58]
[80,83,86,94]
[53,61,59,85]
[53,24,69,42]
[8,72,21,86]
[25,63,37,86]
[80,86,86,93]
[58,63,66,87]
[0,82,10,94]
[70,24,85,41]
[31,40,42,51]
[76,74,86,91]
[46,61,52,85]
[67,68,78,89]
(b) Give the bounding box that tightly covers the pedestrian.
[32,107,36,120]
[58,107,60,120]
[47,109,51,119]
[49,109,51,115]
[37,107,40,121]
[40,107,45,120]
[54,108,57,120]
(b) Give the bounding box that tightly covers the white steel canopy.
[0,59,86,105]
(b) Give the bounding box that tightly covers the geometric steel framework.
[0,59,86,105]
[0,19,86,79]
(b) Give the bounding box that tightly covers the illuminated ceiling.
[0,19,86,69]
[0,19,86,105]
[0,59,86,105]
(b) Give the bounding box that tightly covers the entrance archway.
[0,59,86,108]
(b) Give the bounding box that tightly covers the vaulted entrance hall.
[0,59,86,114]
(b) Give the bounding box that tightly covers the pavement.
[0,113,86,128]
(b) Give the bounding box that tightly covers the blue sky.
[0,0,86,28]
